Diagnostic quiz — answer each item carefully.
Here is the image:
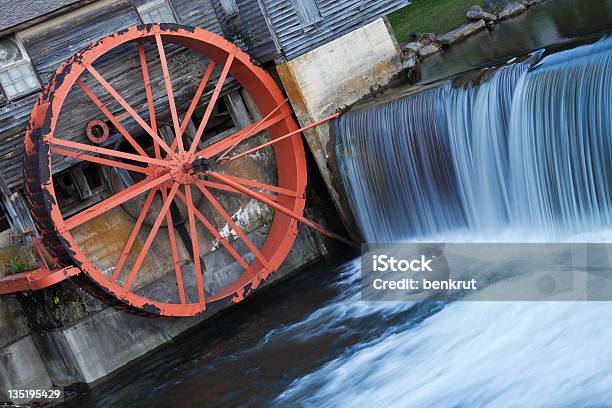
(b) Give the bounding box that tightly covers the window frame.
[136,0,178,24]
[220,0,240,18]
[291,0,323,28]
[0,35,41,101]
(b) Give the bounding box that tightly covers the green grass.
[9,257,33,275]
[388,0,486,43]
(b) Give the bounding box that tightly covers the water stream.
[337,37,612,242]
[419,0,612,83]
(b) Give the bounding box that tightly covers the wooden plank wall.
[0,0,240,191]
[210,0,279,63]
[262,0,411,61]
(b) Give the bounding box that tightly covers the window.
[54,163,105,215]
[136,0,177,23]
[0,37,40,100]
[291,0,322,27]
[220,0,239,17]
[0,205,10,232]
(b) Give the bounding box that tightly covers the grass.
[388,0,486,43]
[9,257,33,275]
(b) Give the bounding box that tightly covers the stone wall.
[276,18,405,239]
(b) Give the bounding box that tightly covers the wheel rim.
[25,24,307,317]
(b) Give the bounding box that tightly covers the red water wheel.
[24,25,314,317]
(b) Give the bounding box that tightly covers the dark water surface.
[420,0,612,83]
[60,251,424,408]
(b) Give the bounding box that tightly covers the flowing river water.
[63,1,612,406]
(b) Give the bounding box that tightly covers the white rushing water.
[272,232,612,407]
[271,38,612,407]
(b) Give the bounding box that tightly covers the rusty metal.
[13,24,355,317]
[0,266,81,295]
[85,119,111,145]
[219,112,342,165]
[0,230,81,295]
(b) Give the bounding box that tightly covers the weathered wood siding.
[0,0,234,190]
[262,0,411,61]
[211,0,279,62]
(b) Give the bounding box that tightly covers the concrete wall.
[276,18,404,238]
[0,221,336,403]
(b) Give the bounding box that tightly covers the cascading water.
[336,37,612,242]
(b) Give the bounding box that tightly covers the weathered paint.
[1,0,230,191]
[24,25,308,316]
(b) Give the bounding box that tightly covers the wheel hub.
[169,151,197,185]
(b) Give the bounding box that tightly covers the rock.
[523,0,545,6]
[418,44,441,58]
[498,2,527,19]
[402,56,417,70]
[466,10,498,21]
[421,33,438,42]
[402,42,423,53]
[467,5,483,12]
[439,20,487,45]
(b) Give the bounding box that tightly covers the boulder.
[523,0,546,6]
[484,0,498,9]
[402,55,417,70]
[466,10,498,21]
[402,42,424,53]
[421,33,438,42]
[467,5,483,12]
[439,20,486,45]
[418,44,441,58]
[498,2,527,19]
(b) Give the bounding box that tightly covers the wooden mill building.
[0,0,410,238]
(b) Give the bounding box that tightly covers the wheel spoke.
[85,64,174,155]
[215,174,302,199]
[161,187,186,304]
[220,112,341,165]
[111,188,158,282]
[155,34,184,152]
[205,171,359,249]
[51,147,151,175]
[124,182,180,291]
[175,189,250,270]
[138,41,161,159]
[195,183,271,271]
[179,62,216,138]
[198,112,288,159]
[48,137,170,168]
[64,173,172,231]
[217,98,288,160]
[185,185,205,305]
[188,49,236,155]
[199,180,278,202]
[76,79,149,157]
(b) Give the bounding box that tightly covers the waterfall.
[336,37,612,243]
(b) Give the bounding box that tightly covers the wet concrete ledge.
[0,221,342,403]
